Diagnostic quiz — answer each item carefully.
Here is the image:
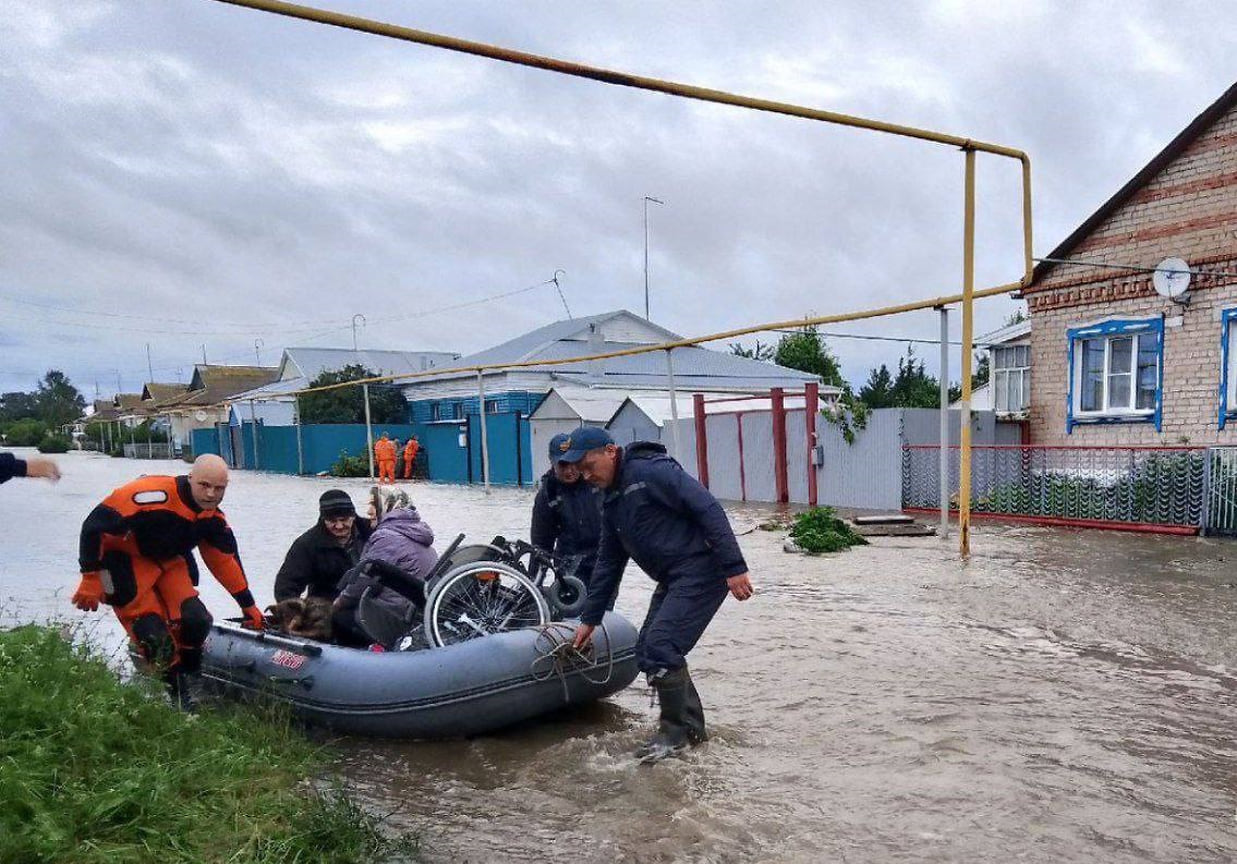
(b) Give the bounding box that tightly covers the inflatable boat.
[199,612,640,738]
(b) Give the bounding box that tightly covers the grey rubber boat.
[200,612,639,738]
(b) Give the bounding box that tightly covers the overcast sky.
[1,0,1233,396]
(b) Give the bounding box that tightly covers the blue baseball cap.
[547,432,570,463]
[557,426,614,464]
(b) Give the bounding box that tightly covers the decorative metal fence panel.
[902,445,1206,529]
[1204,447,1237,535]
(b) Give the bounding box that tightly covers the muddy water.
[4,451,1237,862]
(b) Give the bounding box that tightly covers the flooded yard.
[3,450,1236,862]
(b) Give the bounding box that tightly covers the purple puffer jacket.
[336,509,438,620]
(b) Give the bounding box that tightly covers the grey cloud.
[0,0,1232,392]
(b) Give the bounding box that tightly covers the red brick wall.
[1026,100,1237,445]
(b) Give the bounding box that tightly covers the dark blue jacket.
[580,442,747,625]
[530,469,603,578]
[0,452,27,484]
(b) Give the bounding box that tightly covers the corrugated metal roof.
[434,310,681,371]
[976,319,1030,347]
[284,347,459,382]
[529,387,627,423]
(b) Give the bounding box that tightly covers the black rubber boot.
[165,669,201,713]
[636,668,690,764]
[681,667,708,745]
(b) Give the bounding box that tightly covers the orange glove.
[240,605,265,630]
[72,572,105,612]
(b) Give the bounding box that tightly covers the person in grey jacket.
[332,487,438,648]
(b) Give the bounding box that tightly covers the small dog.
[265,597,334,642]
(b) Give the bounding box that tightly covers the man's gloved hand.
[240,605,265,630]
[72,572,105,611]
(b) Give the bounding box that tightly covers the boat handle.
[267,674,315,690]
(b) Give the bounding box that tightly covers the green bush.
[0,624,419,864]
[36,435,71,453]
[789,506,869,554]
[4,418,48,446]
[331,449,370,478]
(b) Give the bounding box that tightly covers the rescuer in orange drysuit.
[374,432,397,484]
[402,436,420,479]
[73,454,263,708]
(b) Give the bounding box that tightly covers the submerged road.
[4,451,1236,862]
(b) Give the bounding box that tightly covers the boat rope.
[529,621,615,702]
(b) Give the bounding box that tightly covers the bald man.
[74,454,262,708]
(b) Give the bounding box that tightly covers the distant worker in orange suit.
[73,454,263,709]
[374,432,397,484]
[402,435,420,480]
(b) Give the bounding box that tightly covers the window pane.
[1008,369,1022,411]
[1110,336,1133,375]
[1020,369,1031,410]
[995,370,1008,412]
[1136,333,1158,411]
[1081,339,1104,411]
[992,348,1006,370]
[1230,320,1237,408]
[1108,372,1131,409]
[1016,345,1030,367]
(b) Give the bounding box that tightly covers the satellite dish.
[194,410,208,422]
[1152,257,1192,302]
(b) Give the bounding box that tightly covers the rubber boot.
[165,669,201,713]
[636,668,690,764]
[681,667,708,745]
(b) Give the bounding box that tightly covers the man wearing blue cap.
[565,426,753,763]
[530,432,605,596]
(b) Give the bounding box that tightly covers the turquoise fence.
[192,416,532,485]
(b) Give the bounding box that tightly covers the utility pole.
[146,343,155,385]
[352,314,366,352]
[201,345,208,365]
[643,196,664,321]
[254,338,264,365]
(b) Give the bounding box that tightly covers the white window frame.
[1066,317,1163,432]
[990,343,1030,414]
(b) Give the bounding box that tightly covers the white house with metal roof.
[229,347,460,426]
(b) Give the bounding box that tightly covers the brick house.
[1023,82,1237,446]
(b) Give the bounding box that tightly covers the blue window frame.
[1219,308,1237,429]
[1066,317,1163,433]
[429,403,441,422]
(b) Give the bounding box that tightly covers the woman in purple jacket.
[332,487,438,648]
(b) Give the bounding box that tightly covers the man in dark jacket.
[1,451,60,484]
[273,489,373,602]
[566,427,753,763]
[531,432,604,595]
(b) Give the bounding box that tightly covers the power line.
[1034,257,1237,279]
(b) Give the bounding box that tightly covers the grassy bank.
[0,625,418,864]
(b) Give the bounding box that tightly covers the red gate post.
[771,387,789,504]
[805,382,819,507]
[693,393,709,488]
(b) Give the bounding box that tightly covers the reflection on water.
[4,452,1237,862]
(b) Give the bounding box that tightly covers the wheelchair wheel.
[423,561,550,648]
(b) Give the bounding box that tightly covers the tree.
[35,370,85,428]
[1005,309,1027,327]
[888,348,941,408]
[0,391,39,424]
[773,325,844,387]
[858,364,895,409]
[729,340,774,362]
[298,365,408,425]
[971,352,990,390]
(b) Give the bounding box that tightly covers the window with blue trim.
[1219,308,1237,429]
[1066,317,1163,433]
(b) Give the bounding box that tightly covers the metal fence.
[123,443,176,460]
[1204,447,1237,535]
[902,445,1207,530]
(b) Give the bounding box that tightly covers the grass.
[788,506,869,554]
[0,624,419,864]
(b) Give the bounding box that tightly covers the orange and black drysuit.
[402,439,420,479]
[374,437,397,484]
[75,475,262,684]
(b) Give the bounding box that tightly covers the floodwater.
[4,450,1237,863]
